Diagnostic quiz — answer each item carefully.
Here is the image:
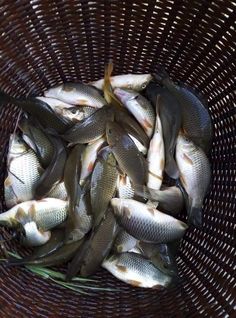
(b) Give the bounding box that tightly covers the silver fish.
[48,182,68,201]
[176,133,211,227]
[111,198,188,243]
[44,83,106,108]
[103,252,173,288]
[91,74,152,91]
[5,134,42,203]
[117,175,135,200]
[0,198,68,231]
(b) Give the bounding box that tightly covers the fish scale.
[102,252,172,288]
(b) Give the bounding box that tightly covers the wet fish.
[103,252,173,288]
[133,185,184,216]
[80,137,106,185]
[154,70,213,152]
[111,198,188,243]
[113,230,138,253]
[62,105,114,145]
[80,208,118,277]
[5,134,42,203]
[0,198,68,231]
[19,117,54,168]
[91,73,152,91]
[106,122,147,185]
[114,88,155,137]
[0,90,71,133]
[176,133,211,227]
[146,96,165,190]
[4,183,19,209]
[146,83,181,178]
[9,239,84,267]
[91,147,118,228]
[44,82,106,108]
[138,242,179,277]
[35,136,67,199]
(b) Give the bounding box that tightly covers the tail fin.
[188,205,202,228]
[165,156,179,179]
[103,60,123,108]
[152,67,170,83]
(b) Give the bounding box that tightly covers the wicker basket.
[0,1,235,317]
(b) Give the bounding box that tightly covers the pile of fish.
[0,62,212,289]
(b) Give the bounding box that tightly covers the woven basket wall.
[0,1,235,317]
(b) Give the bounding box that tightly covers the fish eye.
[141,82,147,89]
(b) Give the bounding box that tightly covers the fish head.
[114,88,139,103]
[9,134,27,155]
[133,74,153,91]
[111,198,132,219]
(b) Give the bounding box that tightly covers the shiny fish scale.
[117,175,134,199]
[103,252,172,288]
[34,202,68,231]
[74,192,92,239]
[8,148,41,202]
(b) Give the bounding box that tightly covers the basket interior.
[0,1,235,317]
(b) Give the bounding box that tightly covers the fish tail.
[152,67,170,84]
[165,156,179,179]
[103,60,123,108]
[188,205,202,228]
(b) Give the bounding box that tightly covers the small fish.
[91,73,152,91]
[106,121,147,185]
[113,230,138,253]
[35,136,67,199]
[154,70,213,152]
[5,134,42,203]
[48,182,68,200]
[64,144,85,212]
[9,239,84,267]
[19,117,54,168]
[111,198,188,243]
[62,105,114,145]
[91,147,118,228]
[80,208,118,277]
[80,137,106,185]
[133,185,184,216]
[138,241,179,276]
[146,83,181,178]
[44,82,106,108]
[176,133,211,227]
[102,252,173,289]
[114,88,155,137]
[0,198,68,231]
[0,90,71,133]
[117,175,135,200]
[146,97,165,190]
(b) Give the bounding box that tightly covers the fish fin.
[15,207,30,225]
[103,60,123,108]
[165,156,179,179]
[152,67,170,83]
[188,205,202,228]
[4,176,12,187]
[28,204,37,220]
